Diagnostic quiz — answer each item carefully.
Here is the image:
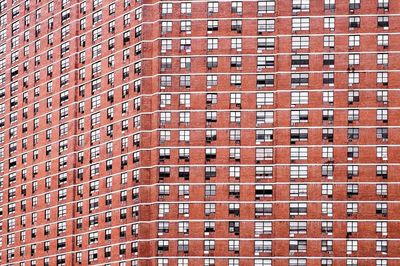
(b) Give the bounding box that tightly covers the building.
[0,0,399,265]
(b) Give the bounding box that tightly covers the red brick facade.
[0,0,399,265]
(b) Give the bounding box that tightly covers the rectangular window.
[377,53,389,65]
[292,18,310,31]
[324,17,335,30]
[293,0,310,12]
[324,0,335,10]
[349,0,361,10]
[349,35,360,47]
[258,0,275,14]
[256,92,274,107]
[291,91,308,104]
[292,36,309,49]
[292,54,309,67]
[378,16,389,28]
[349,16,360,28]
[324,35,335,48]
[378,0,389,9]
[290,147,308,160]
[291,73,309,86]
[258,19,275,32]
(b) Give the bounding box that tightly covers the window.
[230,111,241,123]
[181,20,191,32]
[289,259,307,266]
[348,109,359,122]
[204,259,215,266]
[289,240,307,252]
[256,92,274,106]
[377,109,388,121]
[256,111,274,125]
[347,146,359,158]
[230,93,241,105]
[205,185,216,197]
[290,128,308,142]
[323,91,334,104]
[161,22,172,34]
[293,0,310,12]
[161,39,172,52]
[349,0,360,10]
[377,146,388,160]
[376,221,388,236]
[377,34,389,47]
[292,36,309,49]
[207,20,218,31]
[228,240,240,251]
[58,205,67,217]
[292,54,309,67]
[324,17,335,30]
[205,203,216,215]
[323,72,334,84]
[289,203,307,215]
[291,91,308,104]
[349,53,360,65]
[324,35,335,48]
[377,53,389,65]
[291,73,309,86]
[292,18,309,31]
[347,128,359,139]
[378,16,389,28]
[256,148,273,161]
[377,128,388,140]
[321,203,333,216]
[321,240,333,252]
[231,1,242,13]
[291,110,308,123]
[321,221,333,233]
[349,35,360,47]
[254,240,272,253]
[257,74,274,86]
[230,75,242,86]
[92,27,102,42]
[258,37,275,50]
[376,240,388,253]
[208,2,218,13]
[180,58,191,69]
[290,184,307,197]
[290,147,307,160]
[161,3,172,14]
[230,166,241,179]
[321,184,333,197]
[377,260,388,266]
[258,0,275,14]
[258,19,275,32]
[378,0,389,9]
[349,16,360,28]
[231,20,242,32]
[289,221,307,235]
[231,38,242,50]
[377,72,388,84]
[348,72,359,84]
[255,203,272,217]
[256,166,273,179]
[347,184,359,197]
[347,165,359,177]
[229,259,239,266]
[255,221,272,235]
[161,57,172,69]
[181,2,191,14]
[376,202,388,216]
[322,146,334,159]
